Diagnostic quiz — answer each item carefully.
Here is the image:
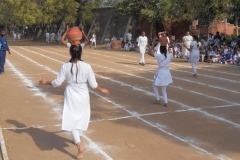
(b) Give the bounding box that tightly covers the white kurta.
[189,41,201,63]
[154,54,173,86]
[51,61,98,131]
[138,36,148,63]
[182,35,193,57]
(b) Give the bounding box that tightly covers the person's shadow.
[6,120,76,159]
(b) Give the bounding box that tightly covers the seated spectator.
[208,33,214,46]
[225,50,233,64]
[231,39,237,47]
[211,50,221,63]
[111,35,117,41]
[213,37,220,47]
[203,37,209,49]
[174,44,183,58]
[233,49,240,65]
[223,45,228,55]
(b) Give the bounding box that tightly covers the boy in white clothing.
[138,31,148,66]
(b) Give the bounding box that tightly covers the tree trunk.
[150,21,153,41]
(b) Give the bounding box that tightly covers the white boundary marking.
[17,47,240,128]
[87,51,240,87]
[29,47,240,101]
[89,91,229,160]
[2,103,239,130]
[0,125,9,160]
[6,58,113,160]
[44,47,240,94]
[10,46,236,159]
[92,49,240,77]
[87,49,240,83]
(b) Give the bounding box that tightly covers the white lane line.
[45,47,240,94]
[6,59,113,160]
[94,73,240,128]
[91,49,240,77]
[0,125,9,160]
[89,49,240,83]
[27,47,239,104]
[8,49,235,159]
[89,91,229,160]
[82,135,113,160]
[19,47,240,128]
[89,62,238,106]
[3,103,239,130]
[88,52,240,85]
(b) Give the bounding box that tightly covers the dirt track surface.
[0,40,240,160]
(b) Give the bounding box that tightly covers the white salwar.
[138,36,148,64]
[189,41,201,74]
[182,35,193,61]
[51,61,98,132]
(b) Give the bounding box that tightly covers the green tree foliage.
[115,0,231,26]
[0,0,102,25]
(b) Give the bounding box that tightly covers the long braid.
[69,45,83,82]
[193,35,199,47]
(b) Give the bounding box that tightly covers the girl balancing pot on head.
[39,45,109,159]
[148,36,173,107]
[183,35,204,77]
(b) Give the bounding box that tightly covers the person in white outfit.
[13,32,16,41]
[184,35,203,77]
[57,31,62,44]
[90,33,96,49]
[46,32,50,44]
[126,31,132,42]
[138,31,148,66]
[182,31,193,61]
[17,33,21,41]
[148,42,173,107]
[39,45,109,159]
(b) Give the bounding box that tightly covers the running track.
[0,42,240,160]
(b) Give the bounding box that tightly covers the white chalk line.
[95,73,240,128]
[2,103,239,130]
[0,125,9,160]
[10,48,235,158]
[89,91,229,160]
[20,47,240,128]
[6,58,113,160]
[91,49,240,77]
[29,47,240,104]
[47,47,240,94]
[83,50,240,93]
[91,49,240,83]
[83,55,240,102]
[81,58,239,107]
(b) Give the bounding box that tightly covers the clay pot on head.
[192,29,199,35]
[67,27,82,42]
[159,36,168,46]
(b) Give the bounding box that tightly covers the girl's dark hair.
[193,35,199,47]
[160,46,167,58]
[69,45,83,82]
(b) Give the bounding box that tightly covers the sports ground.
[0,40,240,160]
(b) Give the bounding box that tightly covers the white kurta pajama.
[138,36,148,64]
[189,41,201,74]
[51,61,98,132]
[182,35,193,61]
[153,53,173,103]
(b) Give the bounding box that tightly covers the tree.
[115,0,231,37]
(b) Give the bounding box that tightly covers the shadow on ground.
[5,120,75,159]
